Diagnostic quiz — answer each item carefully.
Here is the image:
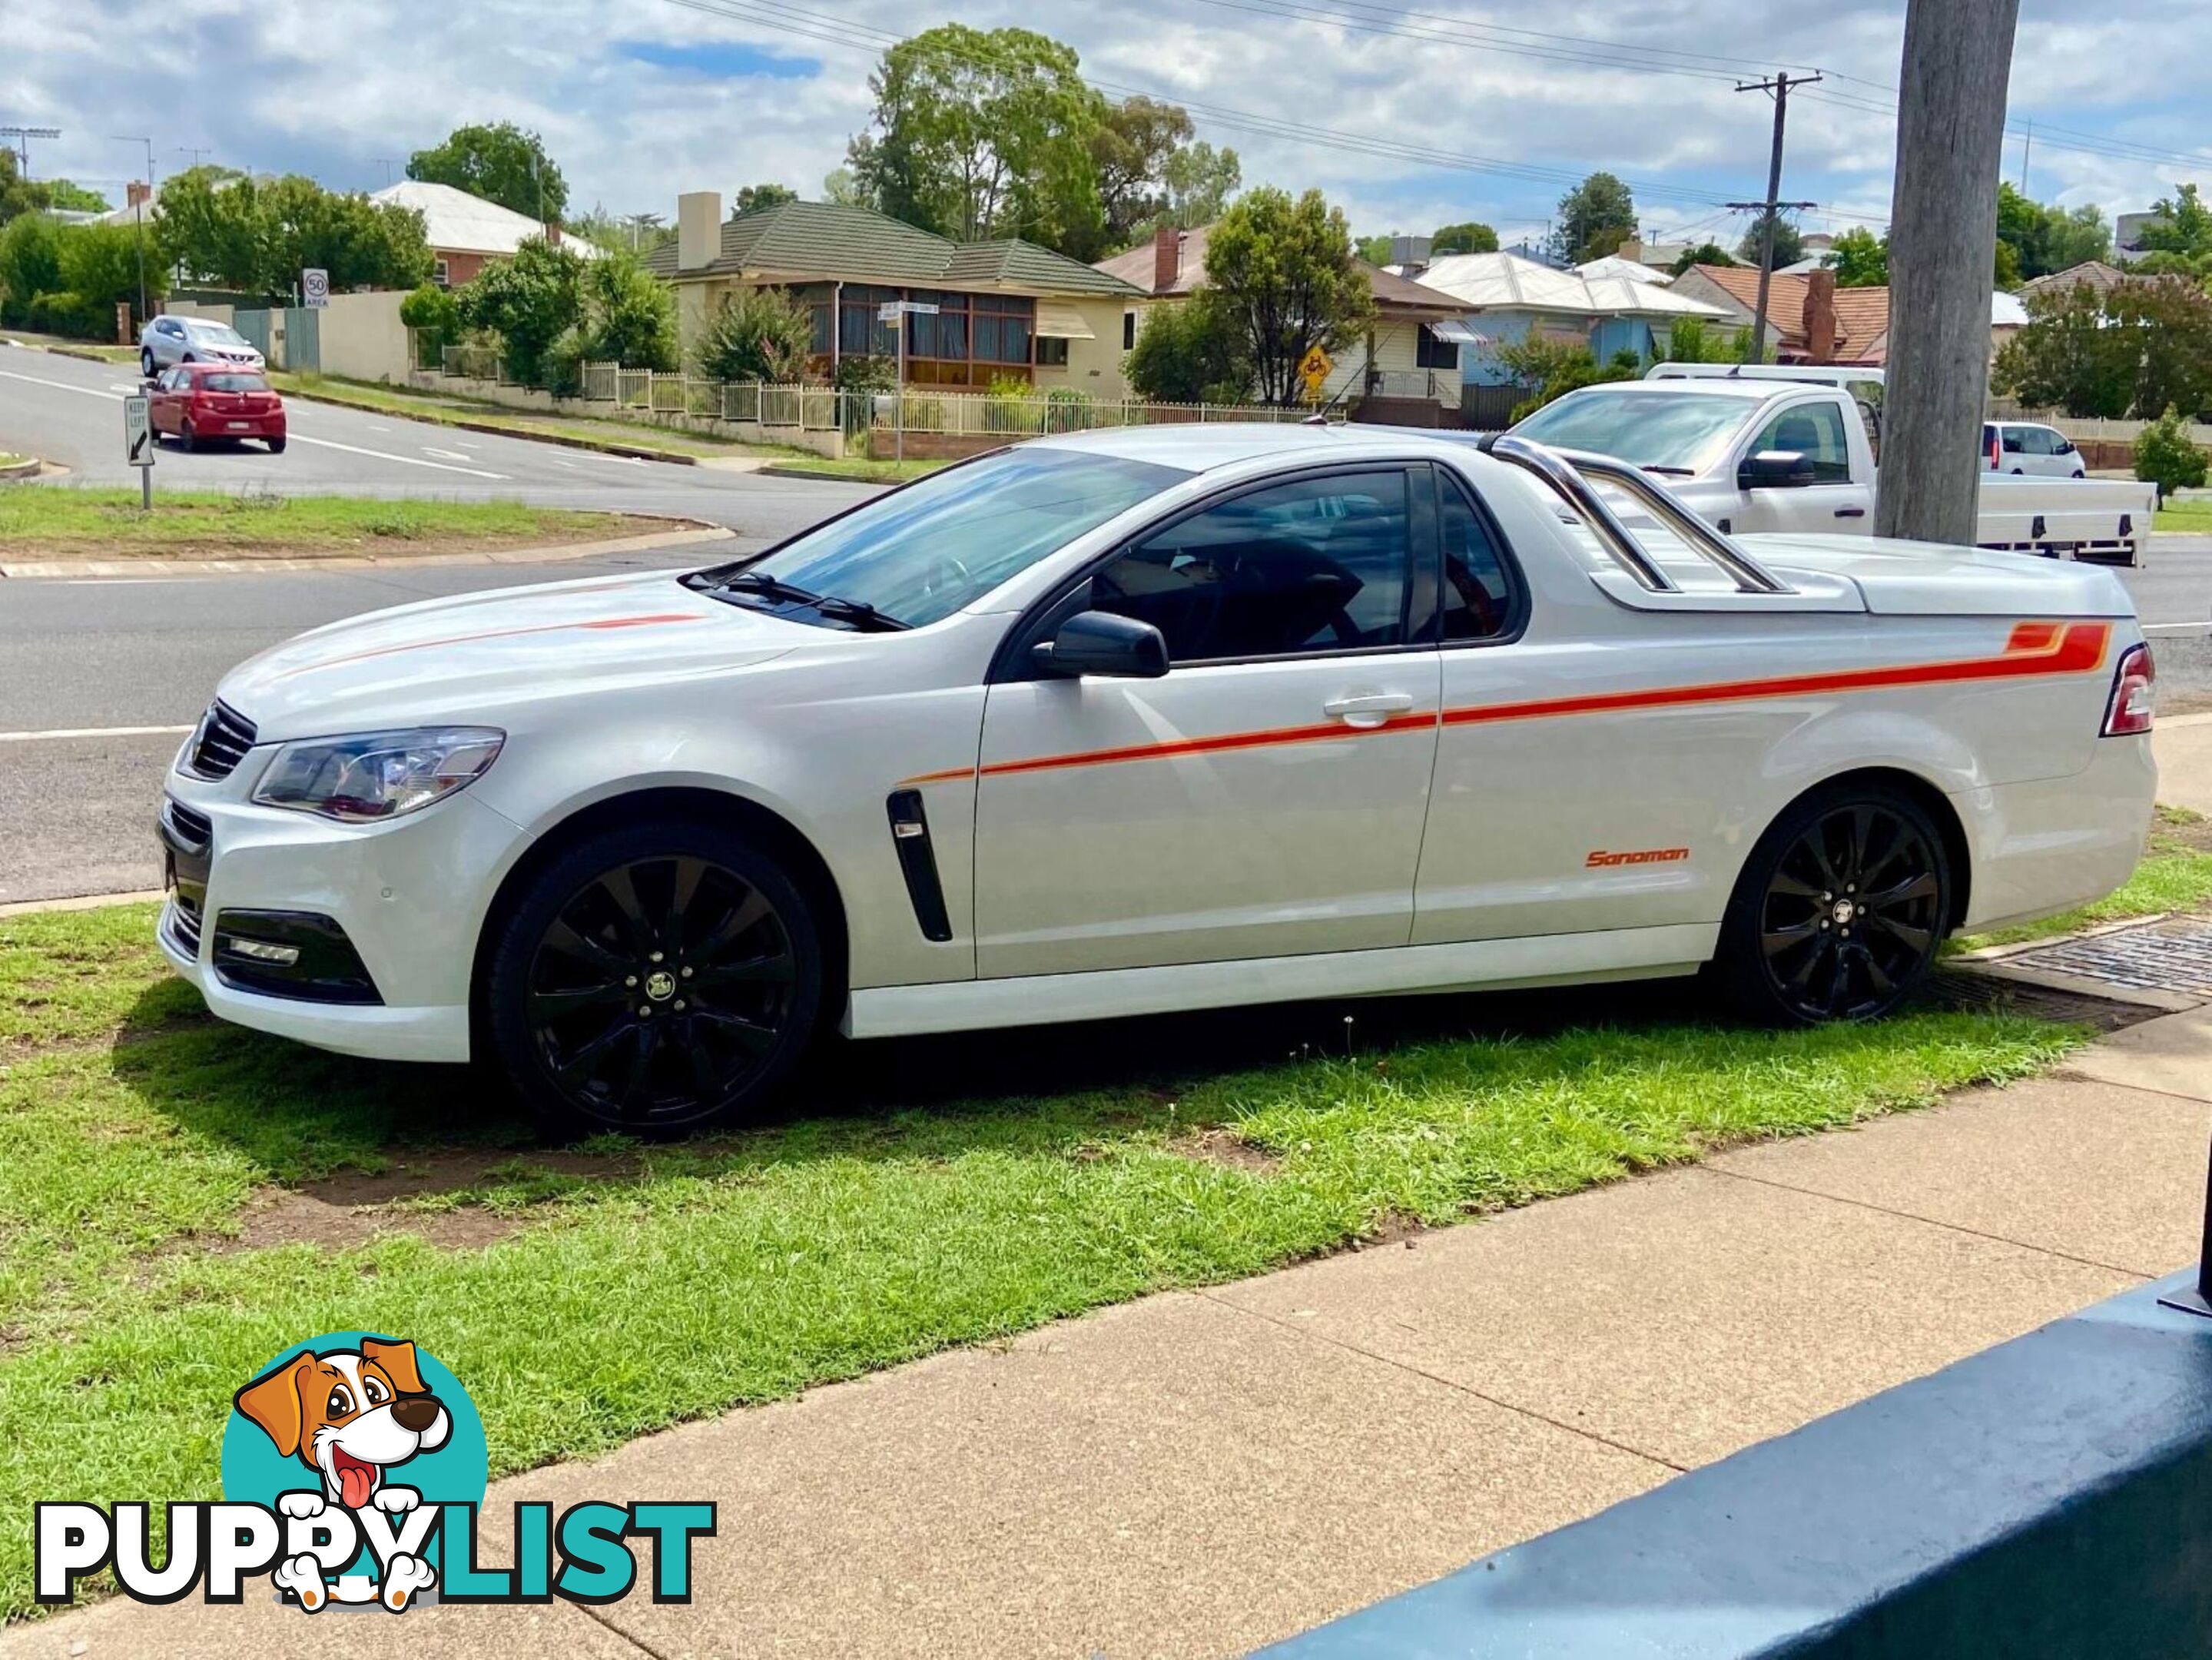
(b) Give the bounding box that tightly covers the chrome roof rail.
[1475,433,1793,597]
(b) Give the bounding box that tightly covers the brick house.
[368,181,595,289]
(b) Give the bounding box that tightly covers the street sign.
[873,302,940,465]
[1298,345,1332,398]
[302,267,330,308]
[123,395,153,467]
[877,300,939,320]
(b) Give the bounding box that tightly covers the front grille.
[163,798,212,848]
[166,896,204,958]
[185,700,257,781]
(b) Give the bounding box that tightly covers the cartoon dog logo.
[233,1336,453,1610]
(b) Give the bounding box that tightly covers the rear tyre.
[178,420,197,453]
[140,347,157,378]
[486,818,824,1140]
[1716,783,1951,1026]
[267,437,287,454]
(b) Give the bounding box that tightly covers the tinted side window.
[1093,471,1411,663]
[1437,475,1518,642]
[2001,427,2026,453]
[1753,403,1852,483]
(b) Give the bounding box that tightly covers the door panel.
[1735,401,1872,533]
[974,656,1441,975]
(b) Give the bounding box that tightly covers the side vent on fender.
[886,789,954,943]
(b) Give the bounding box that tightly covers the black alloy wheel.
[1720,788,1949,1025]
[489,822,823,1137]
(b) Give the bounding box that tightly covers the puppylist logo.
[37,1332,714,1613]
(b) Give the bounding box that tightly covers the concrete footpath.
[8,1001,2206,1659]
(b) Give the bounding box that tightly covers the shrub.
[398,283,462,368]
[584,248,678,371]
[541,326,592,399]
[26,290,113,340]
[2137,406,2209,502]
[455,236,584,387]
[1125,297,1249,403]
[694,286,814,383]
[984,372,1044,434]
[0,213,65,328]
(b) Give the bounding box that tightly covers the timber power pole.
[1731,71,1820,360]
[1876,0,2021,546]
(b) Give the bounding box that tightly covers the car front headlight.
[252,727,505,823]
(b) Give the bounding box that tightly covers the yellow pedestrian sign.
[1298,346,1332,400]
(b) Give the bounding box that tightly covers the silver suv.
[139,314,265,378]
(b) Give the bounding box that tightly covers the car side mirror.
[1738,450,1816,490]
[1035,610,1170,679]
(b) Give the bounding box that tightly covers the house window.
[1415,326,1459,370]
[1123,311,1136,350]
[433,257,449,289]
[1037,337,1070,367]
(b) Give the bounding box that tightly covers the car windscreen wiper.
[711,570,821,605]
[809,596,910,632]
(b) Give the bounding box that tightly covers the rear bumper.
[1955,735,2158,934]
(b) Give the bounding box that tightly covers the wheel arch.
[468,785,853,1039]
[1752,765,1972,934]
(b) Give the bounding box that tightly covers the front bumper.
[156,752,520,1064]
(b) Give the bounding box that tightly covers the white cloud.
[9,0,2206,244]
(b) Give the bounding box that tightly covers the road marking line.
[110,381,144,393]
[367,423,393,432]
[0,724,194,743]
[421,446,475,461]
[0,367,123,400]
[286,433,507,479]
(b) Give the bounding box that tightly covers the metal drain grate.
[2000,917,2212,998]
[1922,968,2161,1033]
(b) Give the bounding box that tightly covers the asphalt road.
[0,340,870,532]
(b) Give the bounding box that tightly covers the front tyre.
[487,819,824,1138]
[1716,785,1951,1025]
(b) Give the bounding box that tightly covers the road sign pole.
[896,318,905,466]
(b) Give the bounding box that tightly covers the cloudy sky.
[9,0,2207,252]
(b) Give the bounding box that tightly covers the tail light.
[1986,430,2001,468]
[2103,642,2155,736]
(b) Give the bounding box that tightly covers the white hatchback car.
[158,427,2157,1134]
[1985,421,2088,479]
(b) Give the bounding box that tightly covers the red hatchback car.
[148,363,287,453]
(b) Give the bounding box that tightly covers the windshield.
[185,321,250,347]
[1513,390,1755,475]
[719,446,1189,629]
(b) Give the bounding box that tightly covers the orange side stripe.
[273,613,705,679]
[925,621,2111,785]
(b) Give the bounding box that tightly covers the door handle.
[1322,692,1415,729]
[1834,506,1867,519]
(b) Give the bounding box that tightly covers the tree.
[1092,96,1190,249]
[0,212,65,326]
[1662,316,1756,364]
[407,122,567,223]
[2135,406,2209,502]
[456,235,584,384]
[821,166,868,208]
[735,183,798,215]
[1201,187,1373,405]
[1829,227,1889,287]
[1431,221,1497,255]
[1355,234,1394,266]
[1670,242,1735,275]
[1551,172,1636,264]
[847,25,1106,256]
[1123,297,1249,402]
[0,150,48,227]
[693,285,815,383]
[1736,208,1806,270]
[161,171,431,303]
[45,179,109,213]
[1994,182,2111,279]
[1995,275,2212,420]
[583,247,678,371]
[2139,182,2212,261]
[398,282,462,367]
[1159,141,1239,230]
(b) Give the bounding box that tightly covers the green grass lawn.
[0,900,2086,1618]
[1958,805,2212,951]
[0,486,648,559]
[765,456,953,482]
[1,330,137,363]
[2156,500,2212,533]
[270,373,817,464]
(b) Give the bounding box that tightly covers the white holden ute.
[158,426,2158,1135]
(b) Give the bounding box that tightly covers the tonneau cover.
[1741,533,2137,618]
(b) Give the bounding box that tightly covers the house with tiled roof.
[1096,224,1485,413]
[1671,264,2033,367]
[650,193,1144,393]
